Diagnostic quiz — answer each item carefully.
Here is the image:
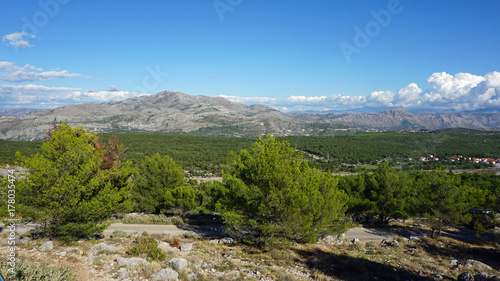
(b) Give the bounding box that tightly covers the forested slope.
[2,131,500,174]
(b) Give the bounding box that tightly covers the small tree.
[413,170,466,237]
[16,122,133,241]
[218,135,348,246]
[337,173,374,222]
[362,163,411,224]
[132,153,195,215]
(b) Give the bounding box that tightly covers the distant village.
[411,154,500,167]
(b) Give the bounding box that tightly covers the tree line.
[3,123,499,244]
[338,163,499,236]
[3,130,500,174]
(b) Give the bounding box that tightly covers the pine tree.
[218,135,348,246]
[16,122,133,241]
[362,163,411,224]
[413,170,466,237]
[132,153,195,215]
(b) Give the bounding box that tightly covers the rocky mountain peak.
[0,91,499,140]
[379,109,414,117]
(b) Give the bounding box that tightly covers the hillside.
[314,109,500,131]
[3,132,500,174]
[0,91,349,140]
[1,91,500,140]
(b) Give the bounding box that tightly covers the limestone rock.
[465,259,492,270]
[457,272,474,281]
[187,272,198,280]
[18,237,30,245]
[220,237,234,244]
[168,258,188,269]
[323,235,336,244]
[409,236,420,242]
[39,241,54,251]
[117,268,128,280]
[90,243,118,252]
[180,242,193,252]
[116,256,150,268]
[151,268,179,281]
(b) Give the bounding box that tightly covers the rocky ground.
[0,226,499,281]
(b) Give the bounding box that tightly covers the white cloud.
[393,83,422,107]
[220,71,500,112]
[2,32,35,48]
[367,90,395,107]
[0,84,147,109]
[0,61,85,83]
[219,95,278,104]
[288,96,328,103]
[1,71,499,113]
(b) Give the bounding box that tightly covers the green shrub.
[0,258,75,281]
[126,233,166,261]
[110,229,129,238]
[182,231,198,239]
[218,135,348,246]
[132,153,193,214]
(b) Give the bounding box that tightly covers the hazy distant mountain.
[0,91,499,140]
[315,109,500,131]
[0,108,40,116]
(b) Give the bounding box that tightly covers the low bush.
[121,214,184,225]
[126,233,166,261]
[0,258,75,281]
[110,229,129,238]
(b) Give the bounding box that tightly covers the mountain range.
[1,91,499,140]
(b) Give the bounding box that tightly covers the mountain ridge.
[1,91,499,140]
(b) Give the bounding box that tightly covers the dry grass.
[2,226,499,281]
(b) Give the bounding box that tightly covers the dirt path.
[4,222,497,241]
[102,223,224,237]
[104,224,396,240]
[0,223,411,240]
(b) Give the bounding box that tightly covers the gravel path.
[3,222,497,241]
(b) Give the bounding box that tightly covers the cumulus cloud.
[221,93,367,110]
[2,31,35,48]
[221,71,500,112]
[366,90,395,107]
[393,83,422,107]
[1,70,499,113]
[0,61,85,83]
[0,84,147,109]
[219,95,279,104]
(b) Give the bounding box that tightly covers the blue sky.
[1,0,500,112]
